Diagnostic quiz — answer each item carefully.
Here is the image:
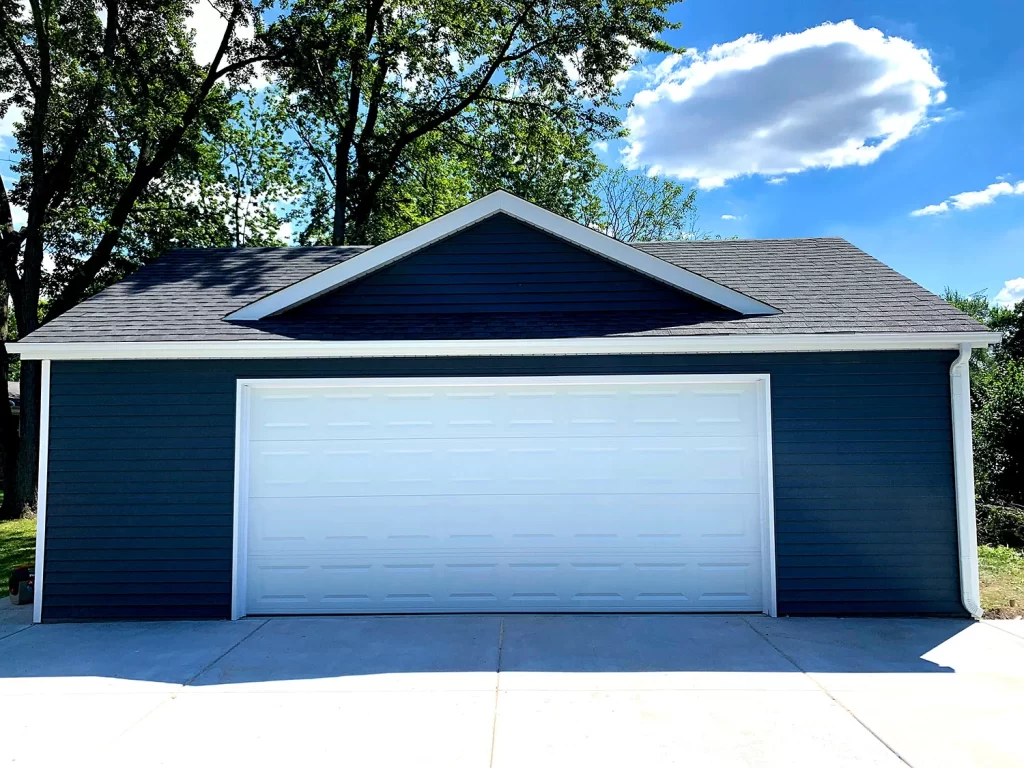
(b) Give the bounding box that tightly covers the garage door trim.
[230,374,777,619]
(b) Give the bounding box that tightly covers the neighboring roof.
[227,191,777,319]
[18,237,988,345]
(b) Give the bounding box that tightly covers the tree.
[581,165,699,241]
[974,357,1024,505]
[945,290,1024,506]
[266,0,678,245]
[0,0,274,516]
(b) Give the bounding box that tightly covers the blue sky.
[604,0,1024,305]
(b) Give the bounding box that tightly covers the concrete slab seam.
[980,620,1024,645]
[108,619,272,749]
[181,619,271,688]
[738,616,914,768]
[488,617,506,768]
[0,624,34,643]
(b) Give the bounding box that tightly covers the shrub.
[976,503,1024,549]
[974,358,1024,505]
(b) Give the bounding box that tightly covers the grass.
[0,517,36,582]
[979,544,1024,618]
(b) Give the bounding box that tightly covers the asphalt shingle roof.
[22,237,985,343]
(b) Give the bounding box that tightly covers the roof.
[19,237,986,345]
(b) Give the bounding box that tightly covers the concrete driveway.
[1,615,1023,767]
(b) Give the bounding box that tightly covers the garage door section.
[239,376,772,615]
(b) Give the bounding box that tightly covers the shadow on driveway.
[0,614,983,687]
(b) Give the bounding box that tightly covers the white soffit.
[225,190,779,320]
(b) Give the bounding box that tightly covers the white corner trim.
[225,190,779,320]
[32,360,51,624]
[759,376,779,617]
[9,331,1005,361]
[230,380,250,620]
[229,373,779,618]
[950,343,982,618]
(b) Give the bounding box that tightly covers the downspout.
[950,343,982,618]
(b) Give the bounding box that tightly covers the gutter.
[950,342,983,618]
[8,331,1005,361]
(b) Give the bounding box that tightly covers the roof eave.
[10,331,1004,361]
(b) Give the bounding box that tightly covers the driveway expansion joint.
[739,616,914,768]
[488,617,505,768]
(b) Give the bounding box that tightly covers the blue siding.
[42,351,965,620]
[283,214,728,315]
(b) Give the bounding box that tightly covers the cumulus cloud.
[188,0,266,88]
[996,277,1024,308]
[910,180,1024,216]
[720,214,739,220]
[623,21,945,188]
[766,176,788,185]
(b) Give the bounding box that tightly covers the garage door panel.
[242,377,771,615]
[246,493,764,555]
[246,552,764,614]
[247,383,761,442]
[247,436,763,498]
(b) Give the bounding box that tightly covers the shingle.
[21,237,985,343]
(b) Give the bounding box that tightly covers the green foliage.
[265,0,678,244]
[945,291,1024,506]
[974,358,1024,505]
[581,166,699,241]
[977,503,1024,550]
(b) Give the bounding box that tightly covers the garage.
[235,375,776,616]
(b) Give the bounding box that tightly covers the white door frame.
[230,373,778,619]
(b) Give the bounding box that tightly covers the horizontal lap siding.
[284,214,724,315]
[42,350,964,620]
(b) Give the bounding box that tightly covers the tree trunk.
[0,338,20,520]
[14,360,40,517]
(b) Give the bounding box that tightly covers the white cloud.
[720,214,739,220]
[766,176,788,185]
[623,21,945,188]
[911,180,1024,216]
[593,141,608,152]
[276,220,293,245]
[187,0,266,88]
[10,203,26,230]
[910,201,949,216]
[0,103,22,143]
[995,277,1024,308]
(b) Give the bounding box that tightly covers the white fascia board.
[225,190,779,320]
[10,331,1004,361]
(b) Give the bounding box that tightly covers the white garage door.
[237,376,774,616]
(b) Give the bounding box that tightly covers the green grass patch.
[0,517,36,581]
[979,544,1024,618]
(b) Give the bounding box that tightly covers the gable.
[227,191,777,320]
[279,214,731,317]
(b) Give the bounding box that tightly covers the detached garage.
[14,192,999,622]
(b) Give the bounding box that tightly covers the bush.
[977,503,1024,549]
[974,358,1024,505]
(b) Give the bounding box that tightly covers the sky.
[2,0,1022,306]
[606,0,1024,306]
